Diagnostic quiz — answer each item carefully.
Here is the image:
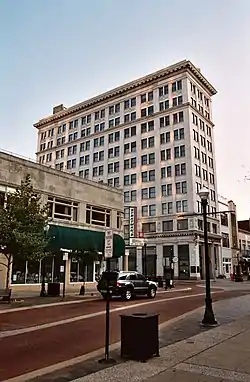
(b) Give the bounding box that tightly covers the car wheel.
[148,287,156,299]
[123,289,133,301]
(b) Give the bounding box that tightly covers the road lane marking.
[0,287,191,315]
[0,290,224,339]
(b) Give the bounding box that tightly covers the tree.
[0,174,50,288]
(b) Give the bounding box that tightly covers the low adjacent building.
[0,151,125,293]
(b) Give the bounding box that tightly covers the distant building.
[218,195,239,277]
[0,151,125,292]
[34,59,221,280]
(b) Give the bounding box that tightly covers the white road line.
[0,290,224,339]
[0,287,191,315]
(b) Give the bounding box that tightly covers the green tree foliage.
[0,174,49,287]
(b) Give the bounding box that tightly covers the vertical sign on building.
[129,207,137,239]
[105,229,113,258]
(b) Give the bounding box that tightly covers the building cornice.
[143,230,222,243]
[34,60,217,129]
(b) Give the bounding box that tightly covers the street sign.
[129,207,137,238]
[63,253,68,261]
[173,256,178,263]
[105,229,113,258]
[129,237,146,246]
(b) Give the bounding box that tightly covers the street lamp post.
[199,188,218,326]
[40,224,50,297]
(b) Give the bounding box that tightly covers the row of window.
[40,80,211,146]
[124,181,187,202]
[194,147,214,167]
[192,113,212,134]
[39,110,185,152]
[190,82,210,107]
[47,196,122,229]
[140,200,188,217]
[53,142,187,167]
[195,165,215,184]
[50,81,184,139]
[191,98,210,119]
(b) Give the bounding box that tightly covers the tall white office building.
[35,60,222,279]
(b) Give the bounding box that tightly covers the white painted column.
[217,245,223,275]
[136,247,143,273]
[156,244,163,276]
[123,249,129,271]
[173,244,179,278]
[189,243,201,280]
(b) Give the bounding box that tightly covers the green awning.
[47,224,125,258]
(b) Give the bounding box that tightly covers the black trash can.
[120,313,159,361]
[47,282,60,297]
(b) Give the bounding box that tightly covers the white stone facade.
[34,60,221,279]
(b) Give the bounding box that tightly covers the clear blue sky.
[0,0,249,218]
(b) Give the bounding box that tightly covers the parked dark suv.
[97,271,157,301]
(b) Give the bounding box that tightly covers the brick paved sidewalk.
[69,294,250,382]
[71,315,250,382]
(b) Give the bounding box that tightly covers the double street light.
[199,187,218,327]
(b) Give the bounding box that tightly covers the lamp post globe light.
[198,187,218,326]
[40,224,50,297]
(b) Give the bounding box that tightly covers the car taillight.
[117,282,121,287]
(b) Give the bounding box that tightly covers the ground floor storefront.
[0,223,125,293]
[126,233,222,280]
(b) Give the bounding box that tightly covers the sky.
[0,0,249,218]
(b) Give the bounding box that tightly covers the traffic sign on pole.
[105,229,113,258]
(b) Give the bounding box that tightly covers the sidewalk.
[0,287,98,311]
[71,312,250,382]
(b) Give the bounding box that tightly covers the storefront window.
[12,258,26,284]
[26,260,40,284]
[70,258,94,282]
[53,255,65,283]
[70,258,85,282]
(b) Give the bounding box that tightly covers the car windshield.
[118,275,127,280]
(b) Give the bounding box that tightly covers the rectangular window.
[160,116,170,127]
[86,204,111,227]
[177,219,188,230]
[160,132,171,144]
[141,205,148,217]
[159,100,169,111]
[159,85,168,97]
[131,190,137,201]
[162,220,173,232]
[131,174,137,184]
[149,204,156,216]
[142,222,156,233]
[149,153,155,164]
[48,197,79,222]
[149,187,156,198]
[162,202,173,215]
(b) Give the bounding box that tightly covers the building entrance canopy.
[47,224,125,258]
